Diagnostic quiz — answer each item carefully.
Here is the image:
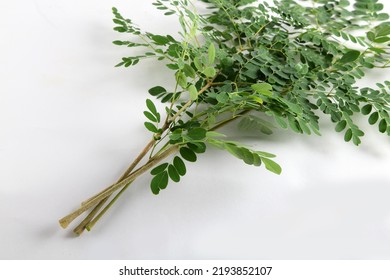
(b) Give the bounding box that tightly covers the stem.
[83,129,175,231]
[58,145,178,229]
[80,139,156,207]
[73,199,106,235]
[71,139,156,234]
[211,109,251,131]
[86,180,134,231]
[215,0,243,50]
[89,145,178,204]
[169,75,217,122]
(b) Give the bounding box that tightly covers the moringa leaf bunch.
[60,0,390,234]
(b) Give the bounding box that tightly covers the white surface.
[1,0,390,259]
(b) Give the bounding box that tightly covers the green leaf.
[187,142,207,154]
[146,99,158,116]
[251,83,273,96]
[202,67,216,78]
[150,181,160,195]
[274,115,288,129]
[374,3,384,12]
[183,64,196,79]
[252,154,262,166]
[187,127,207,140]
[242,148,254,165]
[256,151,276,158]
[295,63,309,75]
[377,13,389,21]
[361,104,372,115]
[250,95,264,105]
[188,85,198,101]
[339,0,350,7]
[208,43,216,65]
[113,40,126,45]
[173,156,186,176]
[150,171,169,194]
[374,37,390,43]
[339,50,360,64]
[180,147,197,162]
[166,63,179,70]
[206,131,226,138]
[378,119,387,133]
[115,61,126,67]
[366,31,376,41]
[352,135,361,146]
[148,86,166,96]
[194,57,203,71]
[144,122,159,133]
[217,92,229,103]
[335,120,347,132]
[262,158,282,175]
[176,72,187,88]
[368,111,379,125]
[144,111,157,122]
[224,143,244,160]
[151,35,170,45]
[288,116,301,133]
[114,27,127,33]
[344,128,353,142]
[298,119,311,135]
[151,163,169,175]
[168,164,180,182]
[376,25,390,37]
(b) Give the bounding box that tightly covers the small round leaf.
[368,112,379,125]
[253,153,262,166]
[180,147,197,162]
[361,104,372,115]
[148,86,166,96]
[344,128,353,142]
[150,171,169,194]
[242,148,254,165]
[262,158,282,175]
[187,128,207,141]
[339,50,360,64]
[144,111,157,122]
[173,156,186,176]
[335,120,347,132]
[378,118,387,133]
[168,164,180,182]
[187,142,207,154]
[151,163,168,175]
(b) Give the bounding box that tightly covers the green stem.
[211,109,251,131]
[59,145,179,229]
[86,180,134,231]
[73,199,107,235]
[84,133,178,232]
[168,75,217,122]
[61,138,156,232]
[79,138,156,208]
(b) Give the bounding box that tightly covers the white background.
[1,0,389,259]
